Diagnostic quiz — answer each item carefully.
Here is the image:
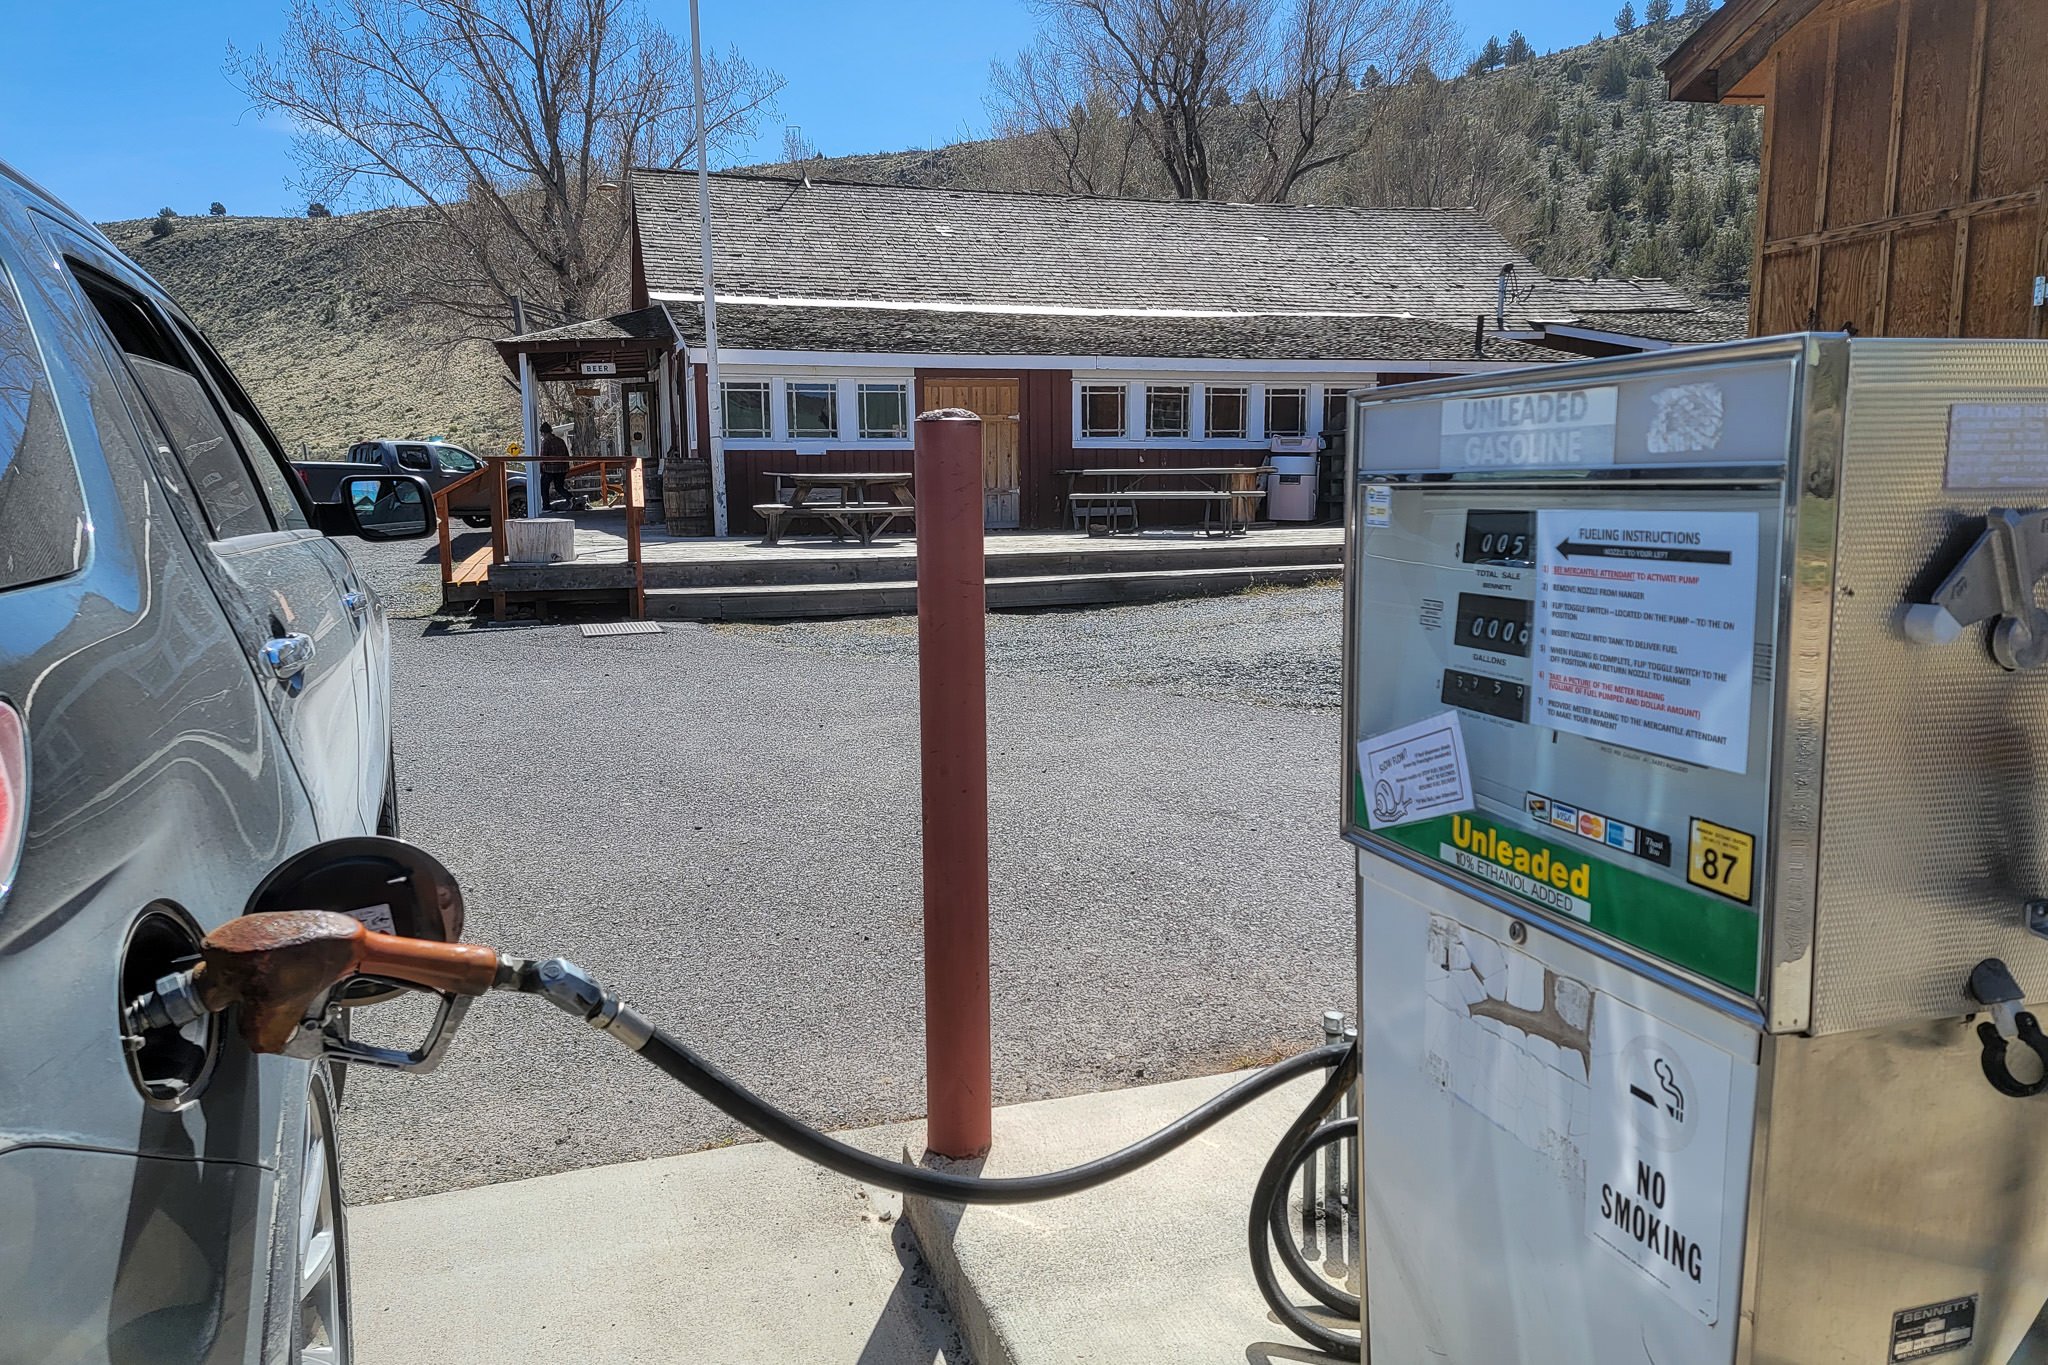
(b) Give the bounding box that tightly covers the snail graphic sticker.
[1356,711,1473,832]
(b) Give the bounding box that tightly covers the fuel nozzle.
[121,910,515,1056]
[123,967,211,1040]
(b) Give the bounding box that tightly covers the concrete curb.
[899,1070,1332,1365]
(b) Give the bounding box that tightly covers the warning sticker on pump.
[1365,483,1392,526]
[1890,1295,1977,1361]
[1686,819,1755,904]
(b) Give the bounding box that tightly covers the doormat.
[580,621,664,637]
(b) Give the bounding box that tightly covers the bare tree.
[1006,0,1265,201]
[986,42,1149,195]
[992,0,1451,203]
[1241,0,1454,202]
[229,0,782,330]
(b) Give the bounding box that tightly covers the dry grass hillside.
[103,212,518,459]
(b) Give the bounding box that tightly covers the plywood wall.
[1750,0,2048,338]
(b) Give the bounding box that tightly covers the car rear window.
[0,259,89,591]
[71,271,271,540]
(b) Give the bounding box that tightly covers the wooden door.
[925,379,1022,529]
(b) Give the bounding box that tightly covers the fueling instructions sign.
[1532,510,1759,775]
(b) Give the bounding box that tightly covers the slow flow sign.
[1587,994,1734,1324]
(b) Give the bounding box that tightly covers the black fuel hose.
[1250,1116,1364,1360]
[524,957,1360,1354]
[635,1013,1352,1204]
[524,956,1355,1203]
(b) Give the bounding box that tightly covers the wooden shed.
[1667,0,2048,338]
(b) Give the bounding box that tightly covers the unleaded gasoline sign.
[1586,994,1734,1323]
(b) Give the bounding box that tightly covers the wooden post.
[489,460,509,567]
[916,409,991,1159]
[626,458,645,618]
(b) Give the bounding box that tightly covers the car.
[0,159,436,1364]
[296,438,528,527]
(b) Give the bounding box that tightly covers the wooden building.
[605,173,1724,535]
[1667,0,2048,338]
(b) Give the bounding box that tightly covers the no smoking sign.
[1587,994,1736,1323]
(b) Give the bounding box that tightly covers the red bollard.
[915,408,992,1159]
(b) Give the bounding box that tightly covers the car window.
[68,270,271,539]
[173,320,308,531]
[435,445,480,473]
[0,257,89,591]
[395,444,432,471]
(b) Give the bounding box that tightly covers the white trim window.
[786,381,838,439]
[1079,383,1127,438]
[857,382,909,439]
[1205,386,1249,439]
[1145,384,1191,439]
[721,381,770,438]
[1265,386,1309,438]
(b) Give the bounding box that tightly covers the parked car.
[295,437,525,526]
[0,158,435,1364]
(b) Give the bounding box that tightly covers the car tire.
[291,1063,352,1364]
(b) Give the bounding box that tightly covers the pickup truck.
[294,438,527,525]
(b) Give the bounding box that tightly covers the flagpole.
[688,0,727,536]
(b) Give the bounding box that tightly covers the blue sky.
[2,0,1626,223]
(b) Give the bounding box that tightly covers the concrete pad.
[902,1070,1347,1365]
[348,1118,962,1365]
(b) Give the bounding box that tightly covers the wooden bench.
[1066,487,1267,537]
[753,501,913,546]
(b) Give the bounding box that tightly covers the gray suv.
[0,162,431,1363]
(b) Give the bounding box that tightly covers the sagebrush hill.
[108,15,1753,455]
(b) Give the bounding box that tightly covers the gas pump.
[1343,335,2048,1363]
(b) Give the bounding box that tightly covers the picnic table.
[1063,465,1273,537]
[755,471,915,545]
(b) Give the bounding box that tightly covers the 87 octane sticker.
[1686,818,1754,904]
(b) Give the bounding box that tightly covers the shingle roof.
[634,171,1581,327]
[501,305,674,346]
[664,301,1564,365]
[1552,308,1749,344]
[1545,278,1703,312]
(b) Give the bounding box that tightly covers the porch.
[440,510,1342,621]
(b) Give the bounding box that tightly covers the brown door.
[925,379,1022,529]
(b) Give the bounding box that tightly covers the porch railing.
[434,454,649,618]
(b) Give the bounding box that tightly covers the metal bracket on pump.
[1903,507,2048,670]
[1967,958,2048,1098]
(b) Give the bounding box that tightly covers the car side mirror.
[316,474,437,541]
[241,836,476,1070]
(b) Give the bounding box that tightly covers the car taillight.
[0,701,24,908]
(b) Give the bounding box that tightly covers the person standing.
[538,421,572,511]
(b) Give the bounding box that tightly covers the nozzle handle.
[200,911,502,1053]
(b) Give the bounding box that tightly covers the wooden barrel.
[505,517,575,564]
[662,455,713,536]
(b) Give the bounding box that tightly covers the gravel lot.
[338,536,1350,1201]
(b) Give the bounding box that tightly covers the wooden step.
[642,563,1338,622]
[639,535,1341,590]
